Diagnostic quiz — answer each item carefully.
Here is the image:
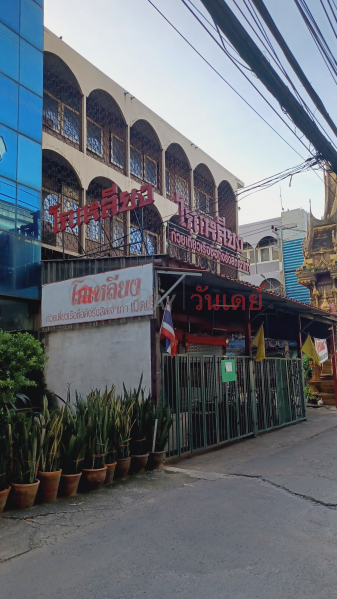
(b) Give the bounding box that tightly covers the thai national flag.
[160,301,177,358]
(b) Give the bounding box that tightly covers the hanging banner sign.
[41,264,154,328]
[314,338,329,364]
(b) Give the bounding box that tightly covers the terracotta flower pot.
[11,480,40,509]
[0,486,11,514]
[82,466,107,491]
[105,462,117,485]
[38,469,62,503]
[147,451,166,470]
[131,454,149,474]
[114,457,131,479]
[59,473,82,497]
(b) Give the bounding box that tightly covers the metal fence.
[162,355,306,457]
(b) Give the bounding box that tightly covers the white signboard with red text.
[41,264,154,328]
[314,338,329,364]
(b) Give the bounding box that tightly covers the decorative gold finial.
[312,283,320,308]
[321,289,330,312]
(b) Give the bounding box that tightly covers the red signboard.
[48,184,154,233]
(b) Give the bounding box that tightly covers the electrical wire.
[147,0,310,163]
[180,0,321,161]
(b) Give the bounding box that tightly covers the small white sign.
[314,338,329,364]
[225,362,233,372]
[41,264,154,328]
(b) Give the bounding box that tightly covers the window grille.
[43,52,82,148]
[194,164,215,217]
[165,143,190,206]
[130,204,162,256]
[130,120,161,191]
[87,119,102,156]
[42,151,81,254]
[86,90,126,174]
[218,181,237,233]
[86,177,125,257]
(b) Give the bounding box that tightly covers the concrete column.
[81,95,86,154]
[214,184,219,218]
[190,168,195,264]
[126,125,130,178]
[125,211,130,255]
[161,149,166,198]
[190,168,194,209]
[80,188,86,254]
[162,221,167,254]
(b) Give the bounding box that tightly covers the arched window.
[218,181,236,232]
[43,52,82,147]
[130,205,162,256]
[42,150,81,253]
[256,236,279,263]
[130,120,162,191]
[194,164,215,217]
[165,143,191,207]
[86,177,125,256]
[86,90,126,173]
[243,242,255,264]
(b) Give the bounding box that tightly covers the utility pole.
[200,0,337,173]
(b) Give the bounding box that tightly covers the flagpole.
[159,298,169,335]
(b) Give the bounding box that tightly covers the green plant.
[0,331,47,408]
[85,389,110,469]
[303,354,313,381]
[115,394,135,459]
[0,409,12,491]
[151,400,173,452]
[130,388,153,456]
[305,385,317,405]
[11,411,43,484]
[39,398,64,473]
[61,403,87,474]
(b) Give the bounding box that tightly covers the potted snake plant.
[10,411,43,509]
[147,400,173,470]
[59,403,87,496]
[114,394,135,479]
[0,411,11,513]
[81,390,108,491]
[130,383,152,474]
[38,398,64,502]
[104,387,118,485]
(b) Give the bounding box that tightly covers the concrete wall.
[44,318,152,402]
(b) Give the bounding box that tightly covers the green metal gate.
[162,355,306,457]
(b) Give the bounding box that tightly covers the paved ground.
[2,407,337,598]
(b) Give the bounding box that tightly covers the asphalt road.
[2,407,337,599]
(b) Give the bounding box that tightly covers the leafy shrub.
[0,331,47,408]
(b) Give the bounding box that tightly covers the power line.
[147,0,336,204]
[146,0,309,162]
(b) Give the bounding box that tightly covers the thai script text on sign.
[173,193,249,274]
[49,184,154,233]
[41,264,154,328]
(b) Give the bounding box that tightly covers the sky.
[44,0,337,225]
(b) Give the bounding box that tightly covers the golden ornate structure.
[296,170,337,314]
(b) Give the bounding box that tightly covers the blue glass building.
[0,0,43,329]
